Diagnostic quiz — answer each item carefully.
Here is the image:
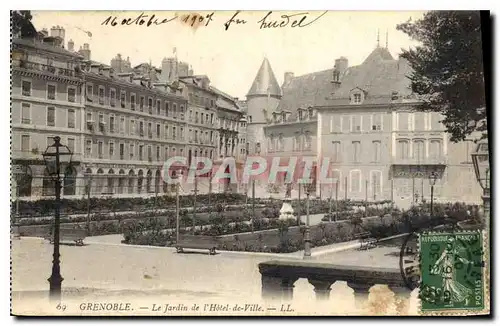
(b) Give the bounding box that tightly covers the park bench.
[355,231,377,250]
[175,235,220,255]
[44,225,87,246]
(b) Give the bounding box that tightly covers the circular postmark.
[399,231,421,290]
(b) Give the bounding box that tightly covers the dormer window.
[298,110,303,121]
[308,108,314,120]
[282,112,286,123]
[350,88,365,105]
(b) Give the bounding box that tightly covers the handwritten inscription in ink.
[257,11,328,29]
[101,12,178,27]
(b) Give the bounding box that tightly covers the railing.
[392,157,447,165]
[17,60,83,79]
[258,260,410,302]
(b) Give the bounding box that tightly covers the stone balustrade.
[258,260,411,302]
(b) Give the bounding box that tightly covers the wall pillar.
[308,278,335,300]
[261,275,297,301]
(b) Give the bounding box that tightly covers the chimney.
[101,67,110,78]
[67,39,74,52]
[334,57,348,76]
[283,72,294,86]
[78,43,91,61]
[40,28,49,38]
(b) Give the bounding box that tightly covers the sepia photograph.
[9,8,491,317]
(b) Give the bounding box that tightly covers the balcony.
[258,260,409,302]
[391,156,447,166]
[17,60,83,79]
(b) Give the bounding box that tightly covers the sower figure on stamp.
[430,236,474,305]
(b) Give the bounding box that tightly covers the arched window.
[294,133,301,151]
[96,168,104,194]
[137,170,144,194]
[118,169,125,194]
[42,168,55,197]
[63,166,76,196]
[278,134,284,151]
[155,170,161,194]
[370,170,382,200]
[17,165,32,197]
[146,170,153,193]
[107,169,115,194]
[304,131,312,151]
[128,170,135,194]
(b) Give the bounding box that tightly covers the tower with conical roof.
[246,57,282,155]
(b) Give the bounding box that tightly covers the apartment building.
[11,33,85,198]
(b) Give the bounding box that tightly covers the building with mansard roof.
[246,43,482,208]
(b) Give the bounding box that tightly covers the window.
[414,112,425,131]
[352,115,361,132]
[430,113,442,130]
[165,125,169,139]
[67,87,76,103]
[21,103,30,124]
[180,127,184,140]
[67,138,75,153]
[148,98,153,113]
[429,139,442,159]
[98,141,103,158]
[130,119,136,135]
[330,116,341,133]
[463,140,474,163]
[139,145,144,160]
[298,109,304,121]
[332,141,341,162]
[164,147,169,160]
[200,114,204,124]
[156,146,161,160]
[46,107,55,126]
[308,109,314,120]
[85,140,92,156]
[67,109,75,128]
[130,94,136,110]
[398,112,409,131]
[165,102,170,116]
[397,140,409,159]
[156,100,161,115]
[413,140,425,161]
[351,92,362,104]
[195,112,199,123]
[148,122,152,138]
[47,84,56,100]
[86,85,93,102]
[371,171,382,198]
[117,116,123,134]
[120,91,126,108]
[119,143,124,160]
[22,80,31,96]
[372,114,382,131]
[46,137,54,147]
[350,170,361,192]
[130,144,135,159]
[156,124,161,138]
[21,135,30,151]
[194,129,198,142]
[109,116,115,133]
[211,113,214,124]
[342,116,350,132]
[139,121,144,136]
[109,142,115,158]
[372,141,381,163]
[86,112,93,130]
[140,96,145,112]
[148,146,152,161]
[352,141,361,162]
[110,89,116,107]
[98,87,105,105]
[304,132,312,150]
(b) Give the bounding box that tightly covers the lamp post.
[429,171,438,217]
[42,136,73,302]
[84,171,92,234]
[303,183,313,259]
[471,140,490,224]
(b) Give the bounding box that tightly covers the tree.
[397,11,487,142]
[11,11,35,37]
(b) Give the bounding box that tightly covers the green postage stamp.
[419,230,487,314]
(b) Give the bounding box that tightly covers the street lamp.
[303,182,314,259]
[429,171,438,217]
[42,136,73,302]
[84,171,92,233]
[471,140,490,221]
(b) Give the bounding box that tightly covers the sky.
[31,11,425,99]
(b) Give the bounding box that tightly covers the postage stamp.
[418,230,487,315]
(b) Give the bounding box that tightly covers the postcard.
[10,10,490,316]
